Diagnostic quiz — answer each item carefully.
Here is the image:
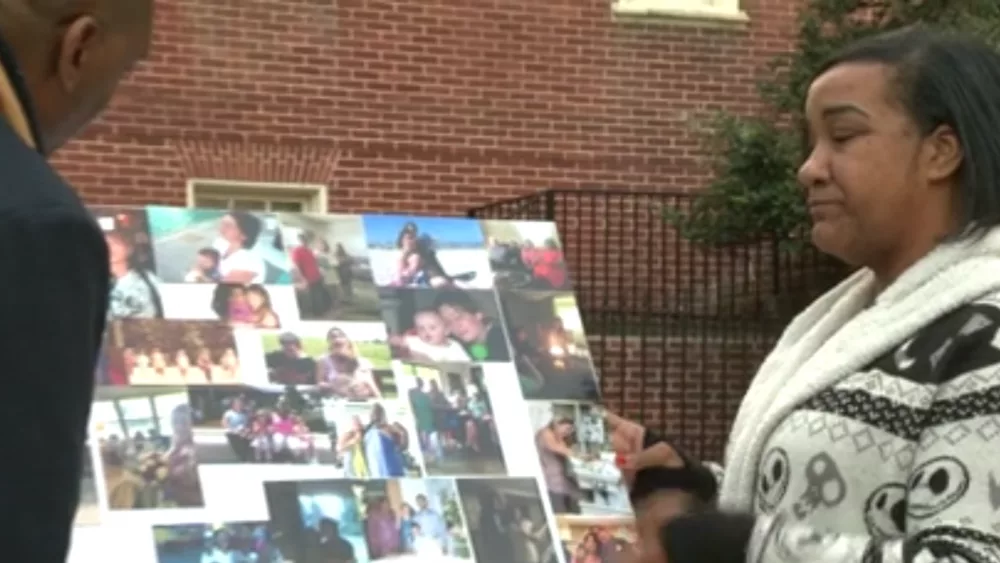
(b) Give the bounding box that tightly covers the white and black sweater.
[649,231,1000,563]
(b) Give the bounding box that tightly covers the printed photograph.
[76,442,100,526]
[93,206,165,320]
[456,477,559,563]
[499,290,599,401]
[265,478,473,562]
[152,522,286,563]
[380,288,511,363]
[147,206,292,284]
[188,385,334,465]
[528,401,630,517]
[397,362,507,476]
[261,322,395,398]
[363,214,493,289]
[158,282,299,328]
[279,213,382,321]
[324,400,424,478]
[92,387,204,511]
[482,220,572,291]
[104,319,240,385]
[556,516,636,563]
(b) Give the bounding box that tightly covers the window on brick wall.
[186,180,327,213]
[613,0,747,20]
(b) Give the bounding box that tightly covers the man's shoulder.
[0,120,89,219]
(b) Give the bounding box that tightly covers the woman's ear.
[925,124,963,183]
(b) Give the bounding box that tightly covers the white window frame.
[185,179,328,213]
[613,0,748,22]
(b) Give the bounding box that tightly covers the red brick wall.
[51,0,803,441]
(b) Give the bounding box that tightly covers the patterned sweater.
[655,294,1000,563]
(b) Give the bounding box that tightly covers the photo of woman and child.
[188,386,333,465]
[483,221,572,291]
[325,401,423,478]
[209,283,289,328]
[92,388,204,511]
[397,363,507,476]
[148,207,292,285]
[95,207,165,320]
[104,319,241,385]
[557,518,636,563]
[261,325,394,400]
[500,291,599,401]
[279,213,382,322]
[455,478,559,563]
[381,289,512,363]
[153,522,286,563]
[530,402,630,517]
[363,215,493,290]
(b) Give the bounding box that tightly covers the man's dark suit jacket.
[0,35,110,563]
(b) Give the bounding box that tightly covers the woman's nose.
[797,148,830,189]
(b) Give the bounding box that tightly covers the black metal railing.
[469,189,846,461]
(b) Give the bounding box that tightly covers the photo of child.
[260,322,395,399]
[363,214,493,289]
[92,207,164,320]
[482,220,572,291]
[499,290,599,401]
[324,400,424,478]
[279,213,383,321]
[105,319,241,385]
[187,385,337,465]
[397,362,507,476]
[381,288,512,363]
[153,522,286,563]
[91,387,205,511]
[147,207,292,284]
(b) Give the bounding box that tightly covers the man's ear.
[56,15,101,91]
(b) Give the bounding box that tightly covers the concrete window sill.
[612,1,750,24]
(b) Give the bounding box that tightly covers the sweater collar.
[0,30,42,153]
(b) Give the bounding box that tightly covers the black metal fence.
[468,189,846,460]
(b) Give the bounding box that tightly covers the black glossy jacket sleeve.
[0,209,108,562]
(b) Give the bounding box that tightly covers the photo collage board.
[74,206,637,563]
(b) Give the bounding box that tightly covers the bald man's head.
[0,0,154,153]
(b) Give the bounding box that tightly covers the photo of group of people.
[153,521,285,563]
[91,387,205,511]
[79,207,627,563]
[260,322,394,398]
[482,220,572,291]
[397,362,506,476]
[265,478,473,561]
[280,213,382,322]
[528,401,630,517]
[102,319,241,385]
[188,385,332,465]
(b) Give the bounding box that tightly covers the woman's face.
[219,214,245,245]
[582,534,597,551]
[247,289,266,310]
[105,233,129,263]
[798,62,961,267]
[555,421,574,439]
[400,232,416,251]
[328,330,350,352]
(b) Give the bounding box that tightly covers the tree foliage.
[667,0,1000,247]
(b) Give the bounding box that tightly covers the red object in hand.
[615,452,628,468]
